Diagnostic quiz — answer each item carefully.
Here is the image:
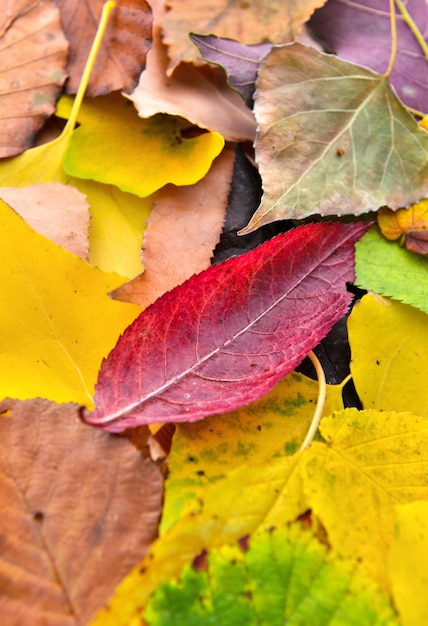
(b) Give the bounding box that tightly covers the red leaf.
[83,222,368,432]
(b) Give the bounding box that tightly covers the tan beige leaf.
[0,0,68,156]
[130,13,256,142]
[0,398,163,626]
[112,147,235,308]
[57,0,153,96]
[161,0,327,73]
[0,183,90,259]
[0,0,36,36]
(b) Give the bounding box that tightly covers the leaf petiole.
[299,351,326,452]
[395,0,428,60]
[62,1,116,140]
[385,0,397,77]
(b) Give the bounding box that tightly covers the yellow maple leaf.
[302,408,428,590]
[0,199,141,407]
[90,407,428,625]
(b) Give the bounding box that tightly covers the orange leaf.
[0,0,68,156]
[112,147,235,308]
[58,0,153,96]
[0,398,163,625]
[378,199,428,254]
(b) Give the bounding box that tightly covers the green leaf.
[348,293,428,416]
[240,43,428,233]
[355,226,428,314]
[60,93,225,197]
[143,525,398,626]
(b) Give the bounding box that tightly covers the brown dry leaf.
[57,0,153,96]
[130,7,256,142]
[160,0,327,73]
[0,183,90,259]
[112,146,235,308]
[0,0,68,157]
[0,398,163,626]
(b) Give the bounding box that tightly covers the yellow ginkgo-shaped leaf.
[0,199,141,407]
[59,92,225,197]
[389,501,428,626]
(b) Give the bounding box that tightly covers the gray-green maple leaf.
[240,43,428,233]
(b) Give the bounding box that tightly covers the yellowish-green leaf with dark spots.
[161,372,327,533]
[90,407,425,625]
[301,409,428,590]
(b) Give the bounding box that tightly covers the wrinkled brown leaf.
[0,0,68,156]
[0,398,163,625]
[130,16,256,142]
[0,183,90,259]
[57,0,153,96]
[160,0,327,73]
[112,147,235,308]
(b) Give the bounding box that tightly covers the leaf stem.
[62,1,116,138]
[299,351,326,452]
[395,0,428,60]
[385,0,397,77]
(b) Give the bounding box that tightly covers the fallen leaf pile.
[1,0,428,624]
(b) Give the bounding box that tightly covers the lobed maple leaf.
[82,221,369,432]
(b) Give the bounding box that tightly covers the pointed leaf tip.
[83,222,370,432]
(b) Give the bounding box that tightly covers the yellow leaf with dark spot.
[348,293,428,416]
[302,409,428,589]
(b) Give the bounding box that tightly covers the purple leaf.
[191,34,271,103]
[309,0,428,112]
[82,222,369,433]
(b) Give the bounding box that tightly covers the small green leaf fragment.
[143,525,398,625]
